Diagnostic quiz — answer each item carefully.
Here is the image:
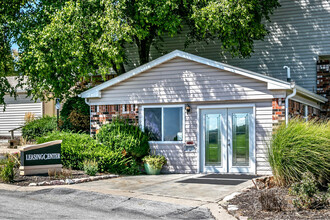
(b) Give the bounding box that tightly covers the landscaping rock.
[227,205,239,211]
[65,179,74,185]
[23,174,119,187]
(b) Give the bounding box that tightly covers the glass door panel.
[200,109,227,173]
[228,108,255,174]
[205,114,221,166]
[232,113,249,166]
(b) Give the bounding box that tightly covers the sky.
[11,43,19,50]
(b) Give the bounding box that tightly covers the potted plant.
[142,155,167,175]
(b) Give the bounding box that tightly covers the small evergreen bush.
[60,96,90,133]
[268,118,330,186]
[289,172,329,209]
[0,154,19,183]
[37,131,139,174]
[96,118,150,160]
[22,116,57,141]
[83,160,98,176]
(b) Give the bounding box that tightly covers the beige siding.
[90,57,279,105]
[0,102,43,137]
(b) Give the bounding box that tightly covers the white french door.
[200,107,255,174]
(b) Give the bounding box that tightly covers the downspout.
[84,98,92,136]
[284,66,296,126]
[285,83,296,126]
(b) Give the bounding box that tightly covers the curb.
[28,174,119,186]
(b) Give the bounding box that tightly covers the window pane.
[164,107,183,141]
[144,108,162,141]
[232,113,249,166]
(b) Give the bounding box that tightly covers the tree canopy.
[3,0,280,103]
[0,0,26,106]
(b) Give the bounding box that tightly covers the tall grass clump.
[268,118,329,186]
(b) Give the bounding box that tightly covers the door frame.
[200,108,228,173]
[197,103,256,174]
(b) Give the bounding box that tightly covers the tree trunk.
[136,38,152,65]
[111,60,126,75]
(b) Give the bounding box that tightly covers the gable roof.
[79,50,327,103]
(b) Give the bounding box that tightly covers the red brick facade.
[90,104,139,135]
[317,60,330,117]
[272,98,321,127]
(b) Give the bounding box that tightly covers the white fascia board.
[79,52,179,98]
[79,50,298,99]
[295,85,327,103]
[178,52,291,88]
[267,82,291,90]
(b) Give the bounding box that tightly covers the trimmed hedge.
[96,119,150,160]
[22,116,57,141]
[36,132,139,175]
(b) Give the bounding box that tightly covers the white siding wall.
[90,58,282,105]
[139,101,273,174]
[90,57,277,174]
[124,0,330,92]
[0,96,42,137]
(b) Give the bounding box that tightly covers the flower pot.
[144,163,161,175]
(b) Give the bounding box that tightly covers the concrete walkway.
[0,174,253,219]
[67,174,252,202]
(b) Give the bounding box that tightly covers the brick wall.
[272,98,320,128]
[317,60,330,117]
[90,104,139,135]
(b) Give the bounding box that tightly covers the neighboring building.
[0,77,56,138]
[123,0,330,110]
[80,51,327,175]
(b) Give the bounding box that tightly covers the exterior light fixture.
[185,104,191,113]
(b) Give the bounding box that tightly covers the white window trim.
[122,104,129,114]
[141,104,185,144]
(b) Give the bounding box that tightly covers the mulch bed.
[227,187,330,220]
[0,169,110,186]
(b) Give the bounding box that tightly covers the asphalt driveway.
[0,188,213,219]
[0,174,254,219]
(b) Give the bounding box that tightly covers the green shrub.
[268,119,330,186]
[83,160,98,176]
[37,131,139,175]
[96,118,150,160]
[60,96,90,133]
[22,116,57,141]
[0,154,19,183]
[142,155,167,170]
[289,172,329,209]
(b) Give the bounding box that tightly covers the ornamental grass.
[268,118,330,186]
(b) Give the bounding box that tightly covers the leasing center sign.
[20,140,62,175]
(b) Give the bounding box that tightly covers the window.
[143,106,184,142]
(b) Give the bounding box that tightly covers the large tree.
[0,0,26,106]
[17,0,280,101]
